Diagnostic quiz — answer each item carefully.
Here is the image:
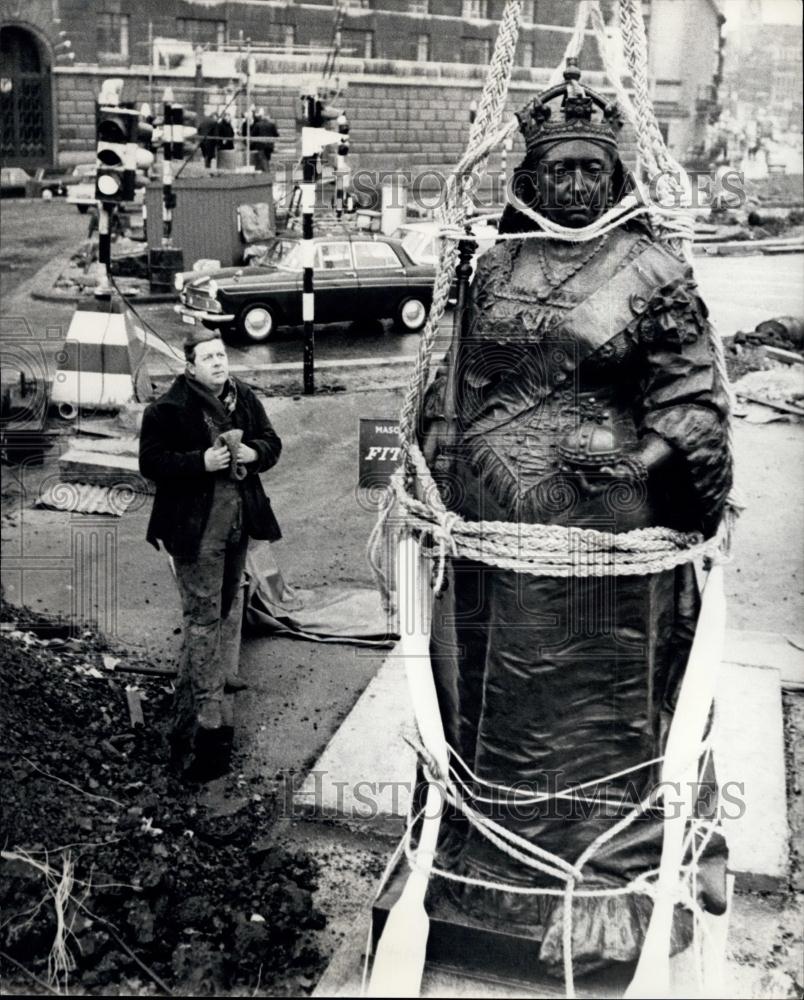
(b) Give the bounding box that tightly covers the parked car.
[0,167,31,198]
[28,165,92,199]
[176,230,437,343]
[391,217,499,303]
[66,165,101,213]
[392,216,499,269]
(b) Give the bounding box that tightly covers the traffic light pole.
[300,95,344,396]
[335,113,349,221]
[302,144,317,396]
[162,102,174,245]
[97,202,113,293]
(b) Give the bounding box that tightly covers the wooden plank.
[58,449,154,493]
[764,345,804,366]
[736,393,804,417]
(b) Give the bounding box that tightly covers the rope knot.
[432,510,461,594]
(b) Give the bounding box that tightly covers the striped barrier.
[50,295,154,418]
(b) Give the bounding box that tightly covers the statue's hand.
[572,455,649,496]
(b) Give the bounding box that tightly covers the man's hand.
[237,443,258,465]
[204,444,231,472]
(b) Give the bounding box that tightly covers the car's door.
[313,240,358,322]
[352,240,407,318]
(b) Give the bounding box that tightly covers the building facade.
[722,0,803,135]
[0,0,732,173]
[643,0,726,163]
[1,0,614,172]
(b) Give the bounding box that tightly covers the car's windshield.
[246,237,302,269]
[275,243,303,270]
[255,238,302,269]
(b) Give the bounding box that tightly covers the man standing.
[198,109,219,169]
[216,110,235,153]
[139,331,282,780]
[249,107,279,172]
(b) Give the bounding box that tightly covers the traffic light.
[95,104,136,205]
[336,112,350,159]
[162,103,198,161]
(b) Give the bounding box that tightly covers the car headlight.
[174,273,184,292]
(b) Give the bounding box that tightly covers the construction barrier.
[50,294,154,418]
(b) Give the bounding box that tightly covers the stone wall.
[53,58,627,184]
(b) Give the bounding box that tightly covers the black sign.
[358,418,402,489]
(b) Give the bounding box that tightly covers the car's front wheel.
[237,302,278,343]
[395,296,428,333]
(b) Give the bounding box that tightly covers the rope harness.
[366,3,737,997]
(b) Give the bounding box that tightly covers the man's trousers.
[171,478,247,771]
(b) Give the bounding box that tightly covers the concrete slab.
[295,650,415,832]
[724,627,804,688]
[297,654,790,889]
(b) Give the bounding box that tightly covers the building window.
[345,0,373,8]
[409,0,429,12]
[461,37,490,63]
[462,1,488,19]
[521,0,535,23]
[97,12,130,58]
[518,40,534,67]
[342,28,374,59]
[416,33,430,61]
[176,17,226,47]
[264,22,296,50]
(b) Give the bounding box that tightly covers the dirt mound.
[0,601,326,996]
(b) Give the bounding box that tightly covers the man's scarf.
[185,374,248,480]
[185,373,238,439]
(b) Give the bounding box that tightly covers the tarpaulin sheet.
[244,542,396,647]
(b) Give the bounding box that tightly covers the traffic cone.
[50,294,155,418]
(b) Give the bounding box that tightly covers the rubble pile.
[0,601,326,996]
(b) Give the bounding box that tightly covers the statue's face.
[536,140,616,228]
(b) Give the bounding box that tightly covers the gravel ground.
[0,601,328,997]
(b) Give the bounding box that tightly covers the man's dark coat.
[139,374,282,562]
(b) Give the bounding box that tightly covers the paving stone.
[295,650,415,831]
[724,627,804,688]
[715,661,789,889]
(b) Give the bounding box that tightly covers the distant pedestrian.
[199,110,219,169]
[139,330,282,781]
[248,107,279,171]
[216,111,235,153]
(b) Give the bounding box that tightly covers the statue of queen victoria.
[417,62,734,978]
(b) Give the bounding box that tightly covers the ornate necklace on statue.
[535,233,611,299]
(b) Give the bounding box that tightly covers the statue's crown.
[516,59,623,156]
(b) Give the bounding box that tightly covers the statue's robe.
[420,224,733,976]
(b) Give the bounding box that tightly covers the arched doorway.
[0,25,53,167]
